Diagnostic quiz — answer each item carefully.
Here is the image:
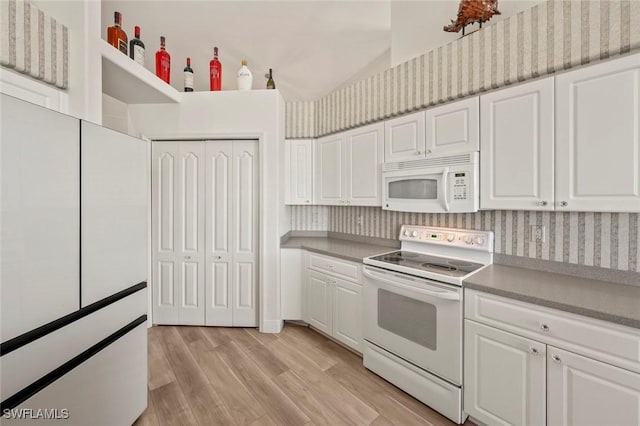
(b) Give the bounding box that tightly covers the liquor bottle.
[129,26,145,66]
[107,11,128,55]
[155,36,171,84]
[237,59,252,91]
[184,57,194,92]
[209,47,222,91]
[266,68,276,90]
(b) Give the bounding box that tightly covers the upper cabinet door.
[480,77,555,211]
[346,122,384,206]
[1,95,79,342]
[547,346,640,426]
[556,53,640,212]
[315,133,346,205]
[426,97,479,155]
[285,139,314,205]
[384,110,426,163]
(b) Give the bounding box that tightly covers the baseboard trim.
[260,319,284,334]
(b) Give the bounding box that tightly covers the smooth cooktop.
[367,250,485,278]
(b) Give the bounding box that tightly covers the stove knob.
[465,235,473,245]
[474,236,485,246]
[446,234,455,242]
[411,231,418,237]
[403,230,410,236]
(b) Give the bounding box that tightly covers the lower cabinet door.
[464,320,546,426]
[333,278,362,352]
[547,346,640,426]
[306,270,333,335]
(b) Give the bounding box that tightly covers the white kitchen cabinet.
[315,122,383,206]
[333,278,363,352]
[152,140,258,327]
[480,77,555,211]
[384,110,426,163]
[547,346,640,426]
[464,320,546,426]
[304,252,363,352]
[315,133,346,204]
[345,122,384,206]
[280,248,303,320]
[425,97,479,155]
[285,139,314,205]
[555,53,640,212]
[306,270,333,335]
[1,94,79,342]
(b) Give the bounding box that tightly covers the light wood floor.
[134,324,473,426]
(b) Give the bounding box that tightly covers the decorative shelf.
[100,39,182,104]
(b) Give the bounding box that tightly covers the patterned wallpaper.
[290,206,640,273]
[0,0,69,89]
[285,0,640,138]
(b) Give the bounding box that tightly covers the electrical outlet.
[530,225,545,242]
[357,215,363,227]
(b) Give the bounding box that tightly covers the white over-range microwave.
[382,152,479,213]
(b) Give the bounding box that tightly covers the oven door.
[382,168,450,213]
[362,265,462,385]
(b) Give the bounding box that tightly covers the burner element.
[422,263,457,272]
[448,260,473,267]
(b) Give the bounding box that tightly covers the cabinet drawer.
[465,289,640,374]
[307,252,361,282]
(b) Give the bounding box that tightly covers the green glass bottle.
[266,68,275,90]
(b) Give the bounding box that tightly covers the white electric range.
[362,225,494,424]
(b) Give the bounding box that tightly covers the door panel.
[158,153,175,252]
[306,271,332,335]
[158,261,174,307]
[205,142,233,326]
[231,141,258,327]
[182,153,200,253]
[346,123,383,206]
[315,134,345,204]
[480,77,554,210]
[547,346,640,426]
[464,320,546,426]
[426,97,479,155]
[556,53,640,212]
[333,278,362,352]
[384,111,426,163]
[286,139,313,205]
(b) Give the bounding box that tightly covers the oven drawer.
[465,289,640,373]
[308,252,361,282]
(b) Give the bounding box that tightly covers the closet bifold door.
[205,141,259,327]
[151,141,205,325]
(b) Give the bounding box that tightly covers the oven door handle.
[363,268,460,301]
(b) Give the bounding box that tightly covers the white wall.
[127,90,287,333]
[390,0,544,67]
[29,0,101,122]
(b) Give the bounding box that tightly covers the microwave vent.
[383,153,477,171]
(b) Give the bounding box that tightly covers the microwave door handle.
[441,167,450,212]
[363,269,460,301]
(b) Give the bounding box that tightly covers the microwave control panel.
[452,172,469,201]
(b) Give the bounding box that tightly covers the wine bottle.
[129,26,145,66]
[209,47,222,91]
[184,57,194,92]
[155,36,171,84]
[107,11,128,55]
[266,68,276,90]
[237,59,252,91]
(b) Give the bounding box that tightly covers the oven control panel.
[399,225,494,252]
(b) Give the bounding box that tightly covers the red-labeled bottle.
[209,47,222,91]
[155,36,171,84]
